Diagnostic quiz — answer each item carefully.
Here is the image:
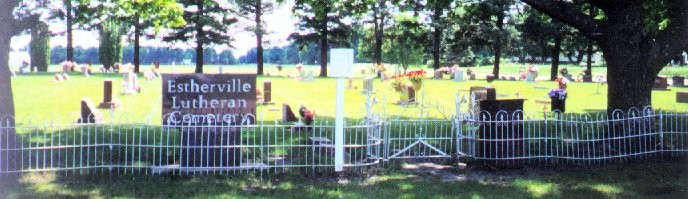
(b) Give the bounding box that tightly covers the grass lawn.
[1,161,687,198]
[10,63,688,123]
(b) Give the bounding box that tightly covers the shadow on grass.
[2,160,687,198]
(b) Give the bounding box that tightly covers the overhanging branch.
[648,0,688,73]
[521,0,603,41]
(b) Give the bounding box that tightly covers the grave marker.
[282,103,298,122]
[98,80,121,109]
[262,80,274,105]
[653,76,669,90]
[407,85,416,103]
[677,92,688,103]
[453,70,464,81]
[77,98,103,123]
[362,77,375,94]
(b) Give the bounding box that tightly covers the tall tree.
[65,0,74,62]
[116,0,185,73]
[1,0,42,175]
[29,21,51,71]
[164,0,237,73]
[428,0,453,70]
[519,9,569,80]
[236,0,276,75]
[292,0,355,77]
[99,19,123,70]
[523,0,688,111]
[452,0,515,77]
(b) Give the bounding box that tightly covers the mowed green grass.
[10,63,688,123]
[2,161,687,198]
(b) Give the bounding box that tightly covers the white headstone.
[62,73,70,81]
[307,70,314,81]
[526,72,535,82]
[81,66,90,77]
[453,70,464,82]
[122,71,138,94]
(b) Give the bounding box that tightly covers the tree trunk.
[575,49,584,66]
[432,3,442,70]
[550,35,562,81]
[0,29,18,173]
[601,6,656,111]
[373,0,383,66]
[256,0,264,75]
[195,0,204,74]
[492,12,504,77]
[585,6,594,81]
[319,26,328,77]
[66,0,74,62]
[133,18,141,73]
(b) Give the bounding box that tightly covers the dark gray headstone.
[77,98,102,123]
[98,80,120,109]
[282,103,298,122]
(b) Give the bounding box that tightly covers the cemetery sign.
[162,74,257,125]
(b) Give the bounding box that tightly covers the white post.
[219,66,223,74]
[330,48,353,172]
[335,77,345,172]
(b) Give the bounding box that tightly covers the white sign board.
[330,48,354,78]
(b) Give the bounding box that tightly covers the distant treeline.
[48,43,370,66]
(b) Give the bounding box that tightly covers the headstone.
[81,66,90,77]
[77,98,103,123]
[677,92,688,103]
[470,86,488,101]
[262,80,274,104]
[453,70,464,81]
[282,103,298,122]
[362,77,374,94]
[485,87,496,100]
[407,85,416,103]
[508,76,517,81]
[653,76,668,90]
[434,70,443,79]
[10,71,16,77]
[672,76,685,87]
[31,67,37,72]
[300,70,307,80]
[98,80,121,109]
[486,74,496,82]
[526,72,536,82]
[62,73,70,81]
[54,73,64,82]
[306,70,314,81]
[477,99,525,168]
[122,72,139,94]
[347,77,354,89]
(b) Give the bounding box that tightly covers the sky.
[10,1,297,58]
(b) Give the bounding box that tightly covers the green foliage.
[29,22,50,71]
[99,20,123,69]
[385,13,427,70]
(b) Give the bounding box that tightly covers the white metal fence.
[456,107,688,165]
[0,117,383,175]
[1,106,687,175]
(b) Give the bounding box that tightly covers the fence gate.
[383,119,454,160]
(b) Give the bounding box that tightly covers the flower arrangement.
[299,106,315,125]
[436,67,452,74]
[527,65,538,73]
[61,61,76,72]
[375,63,387,73]
[548,89,567,100]
[277,65,283,72]
[389,75,407,92]
[555,76,569,89]
[406,69,426,83]
[296,64,303,73]
[466,68,474,75]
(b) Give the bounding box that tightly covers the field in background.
[9,63,688,123]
